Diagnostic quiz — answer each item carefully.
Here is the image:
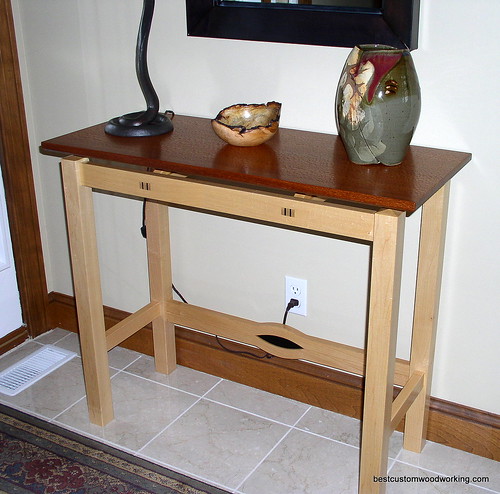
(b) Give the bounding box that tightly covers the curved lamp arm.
[105,0,173,137]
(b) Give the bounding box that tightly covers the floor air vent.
[0,345,76,396]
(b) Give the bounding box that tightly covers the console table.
[41,116,471,493]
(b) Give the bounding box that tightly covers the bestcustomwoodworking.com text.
[373,475,490,485]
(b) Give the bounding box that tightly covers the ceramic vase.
[335,44,421,166]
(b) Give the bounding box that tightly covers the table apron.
[77,160,376,242]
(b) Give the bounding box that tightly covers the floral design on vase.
[335,44,421,166]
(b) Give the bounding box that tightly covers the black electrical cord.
[168,283,273,359]
[215,335,273,359]
[140,203,187,306]
[140,198,147,238]
[282,298,299,325]
[172,284,188,304]
[141,214,297,359]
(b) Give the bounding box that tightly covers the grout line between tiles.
[51,395,88,423]
[464,486,499,494]
[136,378,223,454]
[132,450,235,493]
[0,340,44,364]
[116,353,144,373]
[390,446,404,465]
[387,457,396,473]
[199,385,356,448]
[233,406,312,493]
[391,459,499,493]
[46,356,136,424]
[200,393,359,451]
[201,395,309,429]
[289,424,361,451]
[117,368,208,398]
[51,330,76,345]
[50,418,144,458]
[0,400,53,423]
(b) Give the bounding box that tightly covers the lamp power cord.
[141,203,299,359]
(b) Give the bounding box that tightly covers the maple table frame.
[42,116,471,493]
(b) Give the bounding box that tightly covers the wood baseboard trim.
[0,326,29,355]
[47,291,499,461]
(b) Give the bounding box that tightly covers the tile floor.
[0,328,498,494]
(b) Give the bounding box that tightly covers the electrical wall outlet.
[285,276,307,317]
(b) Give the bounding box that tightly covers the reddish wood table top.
[41,115,471,213]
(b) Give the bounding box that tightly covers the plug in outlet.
[285,276,307,317]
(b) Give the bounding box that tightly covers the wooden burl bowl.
[211,101,281,147]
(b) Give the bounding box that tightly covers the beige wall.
[12,0,500,414]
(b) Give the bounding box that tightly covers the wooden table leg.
[360,209,405,494]
[145,200,177,374]
[404,184,450,452]
[61,157,113,426]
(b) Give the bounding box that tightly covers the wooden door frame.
[0,0,49,344]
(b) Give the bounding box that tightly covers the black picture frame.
[185,0,420,50]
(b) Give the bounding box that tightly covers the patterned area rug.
[0,403,228,493]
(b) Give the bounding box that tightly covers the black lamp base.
[105,111,173,137]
